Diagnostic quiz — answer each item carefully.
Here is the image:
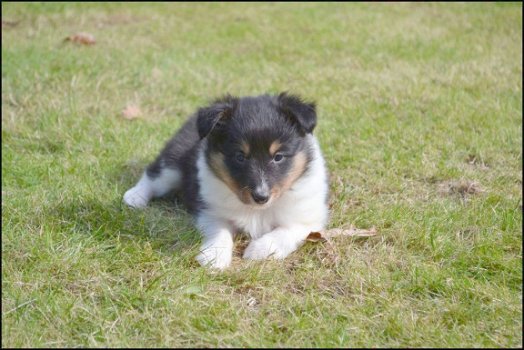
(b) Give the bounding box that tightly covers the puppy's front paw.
[196,247,232,270]
[123,186,151,208]
[243,235,292,260]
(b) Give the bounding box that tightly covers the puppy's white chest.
[231,209,275,239]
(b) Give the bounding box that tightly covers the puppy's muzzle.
[251,186,270,204]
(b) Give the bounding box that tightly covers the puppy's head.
[197,93,317,208]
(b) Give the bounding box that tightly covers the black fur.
[277,92,317,135]
[196,95,238,139]
[146,93,317,213]
[146,115,204,213]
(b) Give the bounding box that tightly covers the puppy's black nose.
[251,191,269,204]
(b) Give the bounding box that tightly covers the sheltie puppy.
[124,93,329,269]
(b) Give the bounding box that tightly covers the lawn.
[2,2,522,348]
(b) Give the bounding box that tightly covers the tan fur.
[240,141,250,156]
[208,152,251,204]
[269,141,281,156]
[271,151,307,199]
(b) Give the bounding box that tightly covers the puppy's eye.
[235,152,245,163]
[273,153,284,163]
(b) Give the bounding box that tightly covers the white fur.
[123,168,181,208]
[196,135,329,268]
[195,216,234,270]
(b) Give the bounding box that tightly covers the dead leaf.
[438,180,483,197]
[2,20,21,28]
[64,32,96,45]
[306,226,377,242]
[306,231,326,242]
[122,104,142,120]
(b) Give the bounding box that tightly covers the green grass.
[2,2,522,348]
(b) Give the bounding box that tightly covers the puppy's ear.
[278,92,317,134]
[197,95,238,139]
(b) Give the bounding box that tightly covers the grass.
[1,2,522,348]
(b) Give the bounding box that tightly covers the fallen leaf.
[2,20,21,28]
[64,32,96,45]
[306,226,377,242]
[438,180,483,197]
[306,231,326,242]
[122,104,142,120]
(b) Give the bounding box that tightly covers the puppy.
[123,93,329,269]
